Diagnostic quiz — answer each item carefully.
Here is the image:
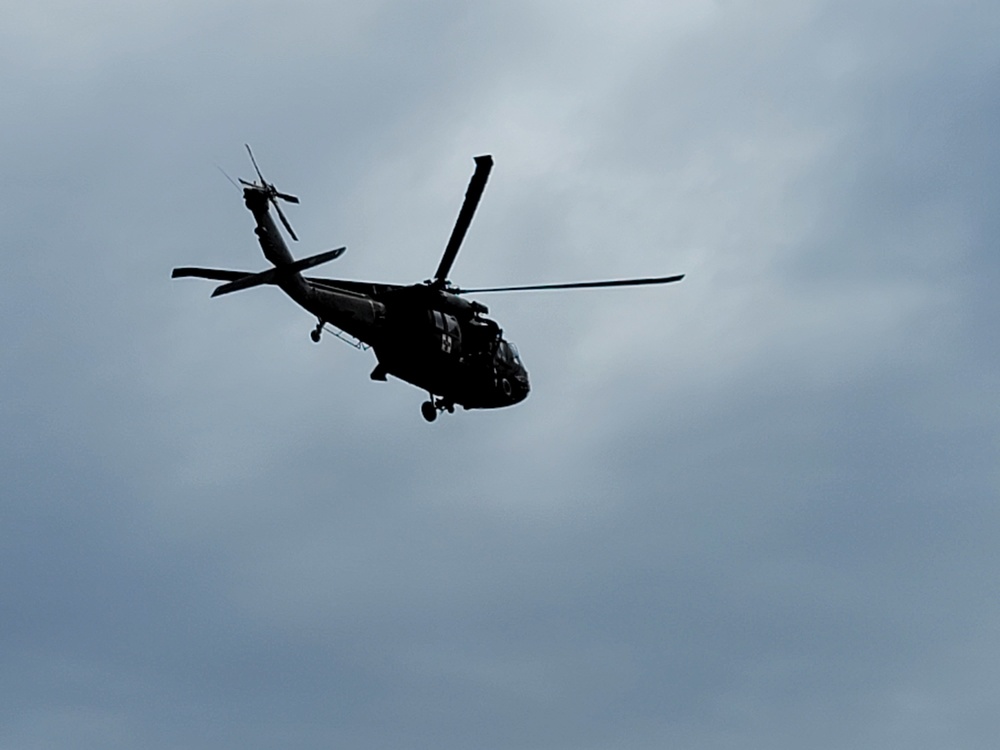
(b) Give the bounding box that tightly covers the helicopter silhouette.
[173,147,684,421]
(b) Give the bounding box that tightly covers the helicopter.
[172,147,685,422]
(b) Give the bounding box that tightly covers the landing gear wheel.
[310,320,323,343]
[421,401,438,423]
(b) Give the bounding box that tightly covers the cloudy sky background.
[2,1,999,747]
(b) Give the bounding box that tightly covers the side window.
[430,310,459,336]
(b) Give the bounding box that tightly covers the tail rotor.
[239,144,300,241]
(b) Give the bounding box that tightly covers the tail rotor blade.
[243,144,300,239]
[246,143,265,184]
[273,200,299,241]
[216,165,241,191]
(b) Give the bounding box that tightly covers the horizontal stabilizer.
[211,247,347,297]
[212,267,278,297]
[287,246,347,273]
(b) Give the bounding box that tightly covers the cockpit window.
[497,340,522,366]
[507,342,521,364]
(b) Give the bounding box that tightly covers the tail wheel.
[421,401,438,422]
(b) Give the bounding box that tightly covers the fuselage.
[245,187,530,410]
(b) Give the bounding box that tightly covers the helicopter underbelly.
[374,345,527,410]
[376,349,489,408]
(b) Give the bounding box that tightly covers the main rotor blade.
[275,190,299,204]
[434,155,493,284]
[272,200,299,241]
[455,274,685,294]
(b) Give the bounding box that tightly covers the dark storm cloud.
[2,1,999,748]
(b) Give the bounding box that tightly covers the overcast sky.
[2,1,999,748]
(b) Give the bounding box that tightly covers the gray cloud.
[2,1,999,748]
